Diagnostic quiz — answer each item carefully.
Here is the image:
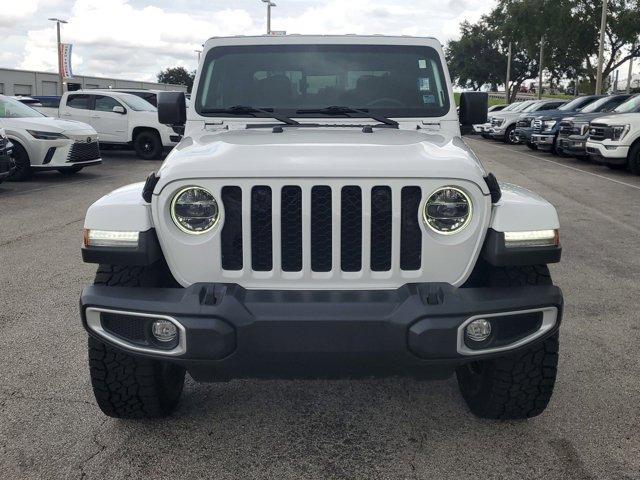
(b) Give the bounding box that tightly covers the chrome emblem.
[87,137,92,143]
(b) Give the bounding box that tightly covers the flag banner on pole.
[60,43,73,78]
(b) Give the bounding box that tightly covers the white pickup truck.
[39,90,179,160]
[585,95,640,174]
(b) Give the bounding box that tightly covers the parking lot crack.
[0,218,83,247]
[78,419,109,480]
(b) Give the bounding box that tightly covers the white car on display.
[0,95,101,180]
[46,90,180,160]
[79,35,563,421]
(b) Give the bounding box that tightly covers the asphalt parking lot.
[1,141,639,480]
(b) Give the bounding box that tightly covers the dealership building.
[0,67,186,96]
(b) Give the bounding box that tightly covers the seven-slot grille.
[588,124,607,141]
[220,184,423,275]
[67,141,100,163]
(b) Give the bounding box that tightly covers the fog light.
[466,319,492,342]
[151,320,178,343]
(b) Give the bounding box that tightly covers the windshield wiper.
[296,106,399,128]
[201,105,299,125]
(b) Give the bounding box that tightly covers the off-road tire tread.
[488,264,552,287]
[458,333,559,419]
[457,264,558,419]
[88,263,184,418]
[88,338,184,418]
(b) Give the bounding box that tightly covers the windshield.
[511,101,536,112]
[614,95,640,113]
[559,96,597,111]
[0,96,45,118]
[580,96,618,113]
[501,102,522,112]
[120,94,156,112]
[522,101,543,112]
[196,44,451,118]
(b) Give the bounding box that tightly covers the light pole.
[595,0,608,95]
[48,18,68,96]
[505,42,512,104]
[538,35,544,100]
[195,50,202,62]
[261,0,276,35]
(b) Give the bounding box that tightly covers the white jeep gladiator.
[79,35,563,420]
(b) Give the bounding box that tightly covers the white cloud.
[5,0,495,81]
[0,0,39,27]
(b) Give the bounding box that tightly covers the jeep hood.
[157,127,488,192]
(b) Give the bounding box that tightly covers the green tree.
[157,67,196,93]
[446,0,640,98]
[446,21,505,91]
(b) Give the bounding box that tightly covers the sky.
[0,0,497,82]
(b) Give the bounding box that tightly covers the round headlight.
[423,187,472,234]
[171,186,219,234]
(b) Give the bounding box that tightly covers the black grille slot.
[251,186,273,271]
[101,313,146,342]
[559,121,573,135]
[341,186,362,272]
[311,186,332,272]
[221,186,243,270]
[43,147,56,164]
[67,141,100,163]
[281,186,302,272]
[400,186,422,270]
[589,124,607,141]
[370,186,392,271]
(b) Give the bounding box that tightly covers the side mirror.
[112,105,126,114]
[459,92,488,127]
[158,92,187,135]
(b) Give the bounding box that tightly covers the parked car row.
[1,89,182,182]
[473,94,640,174]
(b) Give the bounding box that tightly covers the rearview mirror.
[112,105,126,114]
[459,92,488,128]
[158,92,187,135]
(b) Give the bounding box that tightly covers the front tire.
[134,130,163,160]
[456,265,559,419]
[504,125,518,145]
[456,333,559,419]
[88,263,185,419]
[628,143,640,175]
[8,142,32,181]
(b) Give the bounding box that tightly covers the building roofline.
[0,66,184,88]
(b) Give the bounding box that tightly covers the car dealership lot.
[0,144,639,480]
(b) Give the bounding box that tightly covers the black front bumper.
[80,283,563,380]
[515,127,533,144]
[558,135,588,155]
